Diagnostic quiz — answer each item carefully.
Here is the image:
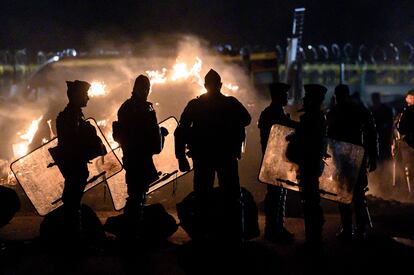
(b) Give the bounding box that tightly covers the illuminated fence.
[2,43,414,90]
[215,42,414,86]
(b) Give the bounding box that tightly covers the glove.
[178,157,190,172]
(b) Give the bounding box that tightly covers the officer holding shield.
[286,84,327,247]
[56,80,106,236]
[327,84,378,240]
[114,75,166,238]
[258,82,298,243]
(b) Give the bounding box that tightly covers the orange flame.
[88,81,107,97]
[13,116,43,158]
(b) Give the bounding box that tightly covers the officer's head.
[303,84,327,111]
[406,90,414,106]
[334,84,351,104]
[269,82,290,106]
[66,80,90,107]
[204,69,222,94]
[132,75,151,100]
[371,92,382,106]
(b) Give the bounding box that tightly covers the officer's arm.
[149,108,163,154]
[397,109,409,135]
[174,101,194,160]
[230,97,251,127]
[258,112,270,154]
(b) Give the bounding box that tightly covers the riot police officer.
[258,82,298,243]
[56,80,106,236]
[175,69,251,243]
[286,84,327,246]
[114,75,165,238]
[396,90,414,193]
[370,92,394,162]
[327,84,378,240]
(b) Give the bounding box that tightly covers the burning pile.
[2,45,250,186]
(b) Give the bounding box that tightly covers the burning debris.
[12,116,43,158]
[0,37,254,188]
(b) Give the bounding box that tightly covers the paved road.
[1,210,413,275]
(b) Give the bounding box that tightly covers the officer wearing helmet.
[258,82,298,243]
[56,80,106,237]
[326,84,378,241]
[286,84,327,247]
[175,69,251,243]
[114,75,166,238]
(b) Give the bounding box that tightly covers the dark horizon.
[0,0,413,51]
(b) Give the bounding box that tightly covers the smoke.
[368,161,414,204]
[0,34,268,206]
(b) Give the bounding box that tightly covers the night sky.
[0,0,413,51]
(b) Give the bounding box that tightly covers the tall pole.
[284,7,306,104]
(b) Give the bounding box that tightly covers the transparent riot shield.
[10,118,123,216]
[258,124,365,204]
[106,116,193,210]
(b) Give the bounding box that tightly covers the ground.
[1,208,413,275]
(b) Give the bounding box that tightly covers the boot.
[355,205,371,241]
[264,188,294,244]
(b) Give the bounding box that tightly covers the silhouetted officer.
[258,82,298,243]
[396,90,414,191]
[114,75,165,237]
[327,84,378,240]
[397,90,414,148]
[286,84,327,246]
[175,69,251,243]
[56,80,106,235]
[370,92,394,162]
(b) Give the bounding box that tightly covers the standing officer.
[114,75,166,238]
[285,84,327,247]
[258,82,298,243]
[370,92,393,162]
[56,80,106,236]
[327,84,378,240]
[396,90,414,192]
[175,69,251,243]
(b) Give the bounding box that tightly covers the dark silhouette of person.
[370,92,394,162]
[286,84,327,247]
[396,90,414,191]
[175,69,251,244]
[114,75,166,238]
[351,91,366,107]
[327,84,378,240]
[56,80,106,236]
[258,82,298,243]
[397,90,414,147]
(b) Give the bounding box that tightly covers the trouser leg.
[123,168,152,238]
[353,165,371,236]
[338,203,353,233]
[217,158,243,243]
[193,158,215,238]
[264,185,287,233]
[300,175,324,244]
[61,165,88,237]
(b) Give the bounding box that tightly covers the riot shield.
[106,116,193,210]
[258,124,365,204]
[10,118,123,216]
